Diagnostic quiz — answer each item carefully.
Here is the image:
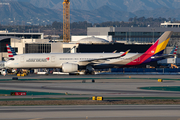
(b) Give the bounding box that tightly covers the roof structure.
[78,36,109,44]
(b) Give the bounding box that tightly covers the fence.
[110,68,180,75]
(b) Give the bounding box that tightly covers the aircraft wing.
[151,54,175,60]
[79,49,130,64]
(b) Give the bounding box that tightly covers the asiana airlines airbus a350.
[5,31,174,74]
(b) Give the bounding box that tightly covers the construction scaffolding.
[63,0,70,43]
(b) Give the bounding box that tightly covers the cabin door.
[137,57,141,62]
[20,56,24,63]
[51,56,55,62]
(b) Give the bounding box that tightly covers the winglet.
[113,50,117,53]
[120,49,130,57]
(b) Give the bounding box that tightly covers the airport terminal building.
[87,26,180,56]
[1,23,180,62]
[87,27,180,44]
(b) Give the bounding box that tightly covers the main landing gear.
[85,65,95,75]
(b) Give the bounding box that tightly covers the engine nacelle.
[62,63,79,73]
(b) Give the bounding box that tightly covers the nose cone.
[4,62,6,68]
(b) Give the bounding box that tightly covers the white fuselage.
[5,53,140,69]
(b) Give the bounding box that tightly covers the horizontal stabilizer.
[151,54,175,60]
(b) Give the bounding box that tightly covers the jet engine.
[62,63,79,73]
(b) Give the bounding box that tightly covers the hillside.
[0,1,135,25]
[14,0,180,12]
[0,0,180,25]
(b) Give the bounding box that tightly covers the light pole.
[151,28,155,43]
[128,28,132,43]
[31,28,33,42]
[53,28,56,42]
[126,31,127,42]
[53,28,55,35]
[12,29,16,52]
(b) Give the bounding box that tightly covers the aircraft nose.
[4,62,6,67]
[5,61,10,68]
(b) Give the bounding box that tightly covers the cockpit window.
[9,58,14,60]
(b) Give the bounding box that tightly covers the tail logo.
[151,51,155,53]
[6,44,17,58]
[46,57,50,61]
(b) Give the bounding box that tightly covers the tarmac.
[0,105,180,120]
[0,74,180,98]
[0,74,180,120]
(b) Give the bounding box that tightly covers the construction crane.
[63,0,70,43]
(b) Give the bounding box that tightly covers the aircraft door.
[51,56,55,62]
[137,57,141,63]
[20,56,24,62]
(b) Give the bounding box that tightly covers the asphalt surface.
[1,74,180,120]
[1,74,180,80]
[0,105,180,120]
[0,74,180,98]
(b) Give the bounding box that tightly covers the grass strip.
[139,86,180,91]
[1,99,180,106]
[1,97,180,101]
[1,77,180,81]
[0,97,90,101]
[0,89,67,96]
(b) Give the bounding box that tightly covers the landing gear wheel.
[85,70,95,75]
[85,70,90,75]
[91,71,95,75]
[85,65,95,75]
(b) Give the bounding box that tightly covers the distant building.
[87,26,180,56]
[25,42,63,54]
[0,31,46,61]
[161,21,180,28]
[0,30,43,39]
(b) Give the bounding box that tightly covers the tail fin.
[170,46,178,55]
[6,44,17,58]
[145,31,173,56]
[123,31,173,66]
[140,31,173,63]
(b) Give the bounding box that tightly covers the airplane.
[0,44,17,76]
[5,31,173,74]
[0,44,16,69]
[157,45,178,67]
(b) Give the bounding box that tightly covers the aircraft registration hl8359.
[5,31,173,74]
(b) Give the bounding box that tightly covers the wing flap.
[79,49,130,64]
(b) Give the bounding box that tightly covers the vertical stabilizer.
[126,31,173,65]
[170,46,178,55]
[145,31,173,56]
[6,44,17,58]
